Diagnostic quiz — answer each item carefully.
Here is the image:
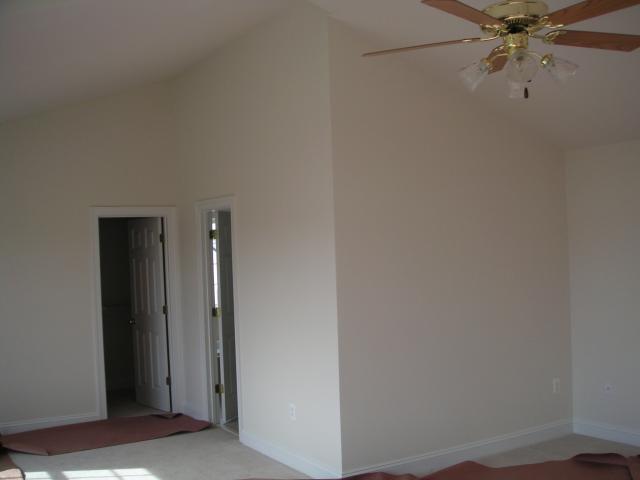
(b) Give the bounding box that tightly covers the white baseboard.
[239,430,341,479]
[0,412,100,435]
[574,419,640,447]
[180,402,207,421]
[343,419,573,477]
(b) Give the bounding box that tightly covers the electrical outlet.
[604,384,614,394]
[552,378,560,394]
[288,403,297,421]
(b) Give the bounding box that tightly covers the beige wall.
[566,140,640,433]
[0,83,178,424]
[328,21,572,472]
[0,5,343,472]
[6,3,637,476]
[172,3,342,473]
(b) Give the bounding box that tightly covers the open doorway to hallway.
[204,207,239,434]
[98,217,172,418]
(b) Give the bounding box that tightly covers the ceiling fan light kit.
[541,53,579,82]
[507,79,529,98]
[459,60,491,90]
[363,0,640,99]
[505,48,539,83]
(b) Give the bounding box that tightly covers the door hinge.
[159,233,165,243]
[214,383,224,394]
[212,306,219,317]
[209,229,217,240]
[166,376,171,386]
[162,305,167,315]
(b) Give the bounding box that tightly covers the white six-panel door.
[128,218,171,411]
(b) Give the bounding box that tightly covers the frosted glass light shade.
[542,55,578,83]
[459,60,490,91]
[507,80,526,99]
[506,49,538,85]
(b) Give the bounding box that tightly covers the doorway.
[97,216,171,417]
[201,202,240,433]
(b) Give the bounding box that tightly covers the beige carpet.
[8,431,640,480]
[9,427,304,480]
[348,454,640,480]
[480,434,640,467]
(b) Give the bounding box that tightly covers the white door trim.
[90,206,185,419]
[195,196,243,431]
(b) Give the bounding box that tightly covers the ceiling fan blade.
[362,37,488,57]
[546,30,640,51]
[486,46,508,73]
[546,0,640,27]
[422,0,504,27]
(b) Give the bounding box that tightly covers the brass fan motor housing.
[481,0,550,36]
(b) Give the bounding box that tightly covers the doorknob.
[129,318,136,325]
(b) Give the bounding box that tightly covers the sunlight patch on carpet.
[23,468,160,480]
[61,469,159,480]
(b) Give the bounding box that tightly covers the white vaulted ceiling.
[1,0,639,148]
[311,0,640,149]
[0,0,289,122]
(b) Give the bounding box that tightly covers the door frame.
[195,196,243,431]
[90,206,184,419]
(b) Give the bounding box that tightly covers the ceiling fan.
[363,0,640,98]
